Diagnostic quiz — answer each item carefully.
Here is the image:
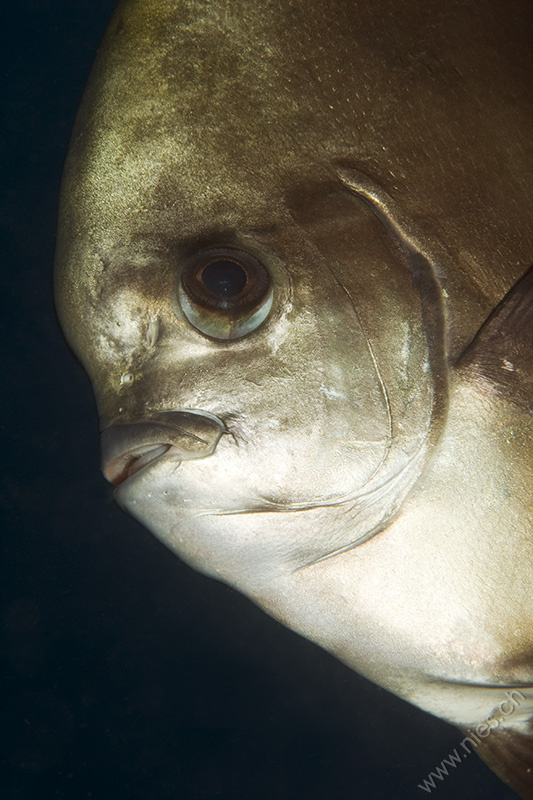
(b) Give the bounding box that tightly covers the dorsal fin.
[460,722,533,800]
[458,265,533,409]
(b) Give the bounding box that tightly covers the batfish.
[54,0,533,795]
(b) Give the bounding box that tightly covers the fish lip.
[103,442,178,487]
[100,409,227,487]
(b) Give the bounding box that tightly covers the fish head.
[54,3,533,795]
[54,0,446,590]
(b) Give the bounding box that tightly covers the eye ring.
[178,248,273,340]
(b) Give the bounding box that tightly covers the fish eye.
[177,248,273,339]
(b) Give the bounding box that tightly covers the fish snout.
[100,410,227,487]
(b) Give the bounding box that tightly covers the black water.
[1,1,519,798]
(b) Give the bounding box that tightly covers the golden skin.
[55,0,533,795]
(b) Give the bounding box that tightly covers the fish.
[54,0,533,795]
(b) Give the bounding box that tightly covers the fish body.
[55,0,533,795]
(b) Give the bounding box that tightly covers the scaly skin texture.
[55,1,533,795]
[56,0,533,372]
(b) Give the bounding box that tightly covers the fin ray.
[460,722,533,800]
[458,265,533,408]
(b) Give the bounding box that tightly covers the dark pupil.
[202,260,247,297]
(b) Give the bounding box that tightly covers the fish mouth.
[100,410,227,487]
[103,442,177,486]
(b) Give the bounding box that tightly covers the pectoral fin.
[460,722,533,800]
[458,265,533,409]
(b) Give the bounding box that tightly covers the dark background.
[0,1,521,798]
